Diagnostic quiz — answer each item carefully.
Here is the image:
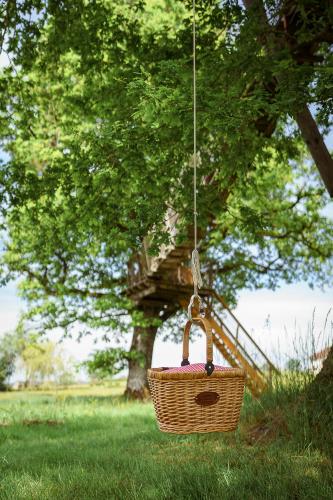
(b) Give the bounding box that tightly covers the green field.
[0,380,332,500]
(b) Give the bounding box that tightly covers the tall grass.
[283,307,332,371]
[243,308,333,458]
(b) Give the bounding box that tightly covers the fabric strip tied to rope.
[191,248,203,295]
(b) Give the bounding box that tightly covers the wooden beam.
[129,284,157,303]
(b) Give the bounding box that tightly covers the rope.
[188,0,203,320]
[193,0,197,253]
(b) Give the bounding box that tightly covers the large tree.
[0,0,332,397]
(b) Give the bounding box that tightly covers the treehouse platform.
[127,237,198,309]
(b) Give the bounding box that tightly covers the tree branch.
[22,265,124,299]
[243,0,333,197]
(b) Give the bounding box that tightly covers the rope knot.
[191,248,203,292]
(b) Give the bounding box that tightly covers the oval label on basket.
[194,391,220,407]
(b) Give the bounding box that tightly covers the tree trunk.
[295,106,333,197]
[306,345,333,454]
[307,345,333,403]
[125,306,159,399]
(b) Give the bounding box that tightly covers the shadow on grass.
[1,408,332,500]
[52,393,128,405]
[1,381,333,499]
[0,395,333,500]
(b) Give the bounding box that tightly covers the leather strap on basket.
[182,317,215,375]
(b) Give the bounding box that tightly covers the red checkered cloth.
[163,363,233,373]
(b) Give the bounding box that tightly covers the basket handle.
[181,318,215,376]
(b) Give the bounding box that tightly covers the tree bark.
[308,345,333,399]
[306,345,333,454]
[125,306,159,399]
[295,106,333,197]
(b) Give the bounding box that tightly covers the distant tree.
[20,339,74,387]
[83,347,144,384]
[286,358,302,372]
[0,323,30,390]
[0,333,16,390]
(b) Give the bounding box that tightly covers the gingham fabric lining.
[163,362,233,373]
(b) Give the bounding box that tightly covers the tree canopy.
[0,0,332,338]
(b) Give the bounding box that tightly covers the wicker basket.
[148,317,245,434]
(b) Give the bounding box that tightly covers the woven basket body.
[148,318,245,434]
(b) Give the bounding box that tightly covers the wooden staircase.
[127,224,279,396]
[186,291,278,396]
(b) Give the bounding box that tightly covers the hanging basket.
[148,317,245,434]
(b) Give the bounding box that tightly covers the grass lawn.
[0,380,332,499]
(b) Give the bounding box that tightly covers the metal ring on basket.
[187,294,202,321]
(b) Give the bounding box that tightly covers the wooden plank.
[141,298,174,308]
[167,250,190,257]
[129,284,157,303]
